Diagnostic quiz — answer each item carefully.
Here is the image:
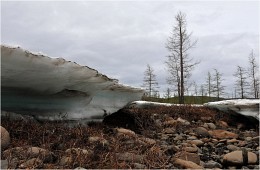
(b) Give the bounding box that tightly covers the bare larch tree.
[143,64,159,97]
[165,11,198,104]
[248,50,259,98]
[164,87,171,100]
[206,71,213,97]
[234,65,248,99]
[212,69,225,100]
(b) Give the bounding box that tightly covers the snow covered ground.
[1,45,144,120]
[126,101,202,108]
[204,99,260,121]
[127,99,259,121]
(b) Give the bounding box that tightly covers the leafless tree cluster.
[204,69,225,100]
[233,66,248,99]
[142,64,159,97]
[233,50,259,98]
[248,50,259,98]
[142,11,258,102]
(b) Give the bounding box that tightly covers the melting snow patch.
[204,99,260,121]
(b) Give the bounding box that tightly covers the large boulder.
[223,150,258,166]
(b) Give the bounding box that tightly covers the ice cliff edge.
[1,45,144,120]
[204,99,259,121]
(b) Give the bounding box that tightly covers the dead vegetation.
[1,105,258,169]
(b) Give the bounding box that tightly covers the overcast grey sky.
[1,0,259,97]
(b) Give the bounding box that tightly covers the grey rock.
[19,158,43,169]
[1,160,8,169]
[74,167,87,170]
[189,140,204,147]
[246,137,252,141]
[204,160,222,168]
[1,126,10,149]
[172,158,203,169]
[174,135,183,141]
[133,163,146,169]
[184,147,198,153]
[164,145,179,156]
[59,156,73,166]
[251,136,260,142]
[161,134,170,140]
[178,151,201,165]
[206,123,216,129]
[187,136,197,140]
[227,144,240,151]
[3,146,54,163]
[194,127,211,138]
[177,117,190,125]
[241,166,250,169]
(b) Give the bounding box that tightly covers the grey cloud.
[1,1,259,97]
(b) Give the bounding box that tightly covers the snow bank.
[204,99,260,121]
[1,45,144,120]
[126,101,202,109]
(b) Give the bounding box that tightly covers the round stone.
[0,126,10,149]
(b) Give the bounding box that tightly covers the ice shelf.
[1,45,144,120]
[204,99,260,121]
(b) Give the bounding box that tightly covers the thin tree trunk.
[180,22,184,104]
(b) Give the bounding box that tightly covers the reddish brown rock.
[218,121,229,128]
[209,130,238,139]
[178,151,200,164]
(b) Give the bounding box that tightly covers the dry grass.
[1,105,258,169]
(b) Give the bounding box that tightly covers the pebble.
[189,140,204,146]
[204,123,216,129]
[133,163,146,169]
[116,152,144,163]
[176,117,190,125]
[209,130,238,139]
[218,121,229,128]
[178,151,200,164]
[174,135,184,141]
[184,146,198,153]
[2,106,259,169]
[1,160,8,169]
[65,148,92,156]
[19,158,43,169]
[138,137,156,145]
[59,156,73,166]
[116,128,136,137]
[3,146,53,163]
[227,144,240,151]
[194,127,211,138]
[227,139,239,144]
[0,126,10,149]
[187,136,197,140]
[163,128,176,134]
[204,160,223,168]
[172,158,203,169]
[163,119,178,126]
[164,145,179,155]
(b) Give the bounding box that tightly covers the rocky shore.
[1,105,259,169]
